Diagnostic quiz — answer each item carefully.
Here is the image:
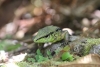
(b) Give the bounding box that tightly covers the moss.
[83,38,100,55]
[1,60,65,67]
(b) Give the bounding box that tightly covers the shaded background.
[0,0,100,39]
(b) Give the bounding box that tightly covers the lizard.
[33,25,69,44]
[33,25,70,54]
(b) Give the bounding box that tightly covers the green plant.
[61,52,74,61]
[27,58,35,63]
[46,50,52,59]
[35,49,48,62]
[35,49,52,62]
[60,46,74,61]
[27,49,53,63]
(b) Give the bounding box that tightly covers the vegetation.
[0,0,100,67]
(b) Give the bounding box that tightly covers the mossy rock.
[71,38,100,56]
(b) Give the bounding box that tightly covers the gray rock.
[90,44,100,55]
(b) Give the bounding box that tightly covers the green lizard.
[33,25,69,44]
[33,25,70,54]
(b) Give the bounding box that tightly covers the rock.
[90,44,100,55]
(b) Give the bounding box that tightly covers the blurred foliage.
[0,40,21,52]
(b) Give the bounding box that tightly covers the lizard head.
[33,25,69,43]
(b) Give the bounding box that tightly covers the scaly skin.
[33,25,68,43]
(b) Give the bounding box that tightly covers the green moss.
[83,38,100,55]
[1,60,66,67]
